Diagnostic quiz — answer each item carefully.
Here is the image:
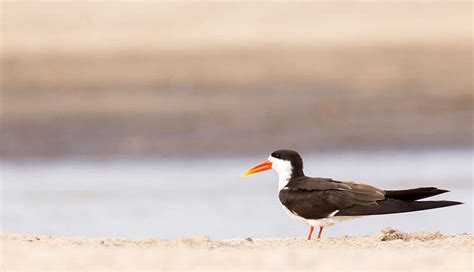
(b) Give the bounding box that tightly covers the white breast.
[279,202,309,224]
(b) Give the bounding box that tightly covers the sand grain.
[1,229,472,271]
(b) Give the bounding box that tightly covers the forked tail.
[337,187,462,216]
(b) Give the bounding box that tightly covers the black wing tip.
[445,200,463,206]
[431,200,464,208]
[422,187,449,194]
[433,188,449,194]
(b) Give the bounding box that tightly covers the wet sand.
[1,228,472,271]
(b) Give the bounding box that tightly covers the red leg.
[307,225,315,240]
[317,226,323,239]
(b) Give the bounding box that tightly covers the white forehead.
[268,155,292,171]
[268,155,279,164]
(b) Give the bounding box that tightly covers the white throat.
[268,156,293,190]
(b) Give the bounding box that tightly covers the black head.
[270,149,304,178]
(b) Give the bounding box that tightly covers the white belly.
[307,216,359,227]
[280,203,359,227]
[280,203,309,224]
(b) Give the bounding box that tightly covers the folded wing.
[279,177,461,219]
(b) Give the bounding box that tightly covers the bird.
[241,149,462,240]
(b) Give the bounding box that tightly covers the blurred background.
[1,1,472,239]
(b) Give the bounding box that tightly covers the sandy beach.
[1,2,472,271]
[1,228,472,271]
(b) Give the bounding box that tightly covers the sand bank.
[1,228,472,271]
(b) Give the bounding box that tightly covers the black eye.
[272,153,281,159]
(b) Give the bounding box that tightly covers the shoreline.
[2,228,472,271]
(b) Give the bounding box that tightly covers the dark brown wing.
[286,176,352,191]
[279,177,385,219]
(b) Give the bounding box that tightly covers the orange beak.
[241,160,273,177]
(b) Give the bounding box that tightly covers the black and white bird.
[242,149,462,240]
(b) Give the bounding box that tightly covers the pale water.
[1,149,472,239]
